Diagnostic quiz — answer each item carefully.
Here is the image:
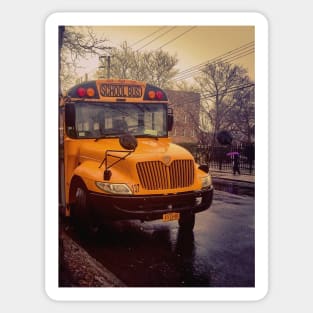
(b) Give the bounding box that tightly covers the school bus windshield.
[68,102,168,139]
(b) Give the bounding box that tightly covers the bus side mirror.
[119,133,138,151]
[168,107,174,131]
[198,164,209,173]
[65,103,76,137]
[217,130,233,146]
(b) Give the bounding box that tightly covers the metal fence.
[194,144,255,175]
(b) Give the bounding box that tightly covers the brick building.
[165,89,200,144]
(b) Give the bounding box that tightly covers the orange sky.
[76,26,255,81]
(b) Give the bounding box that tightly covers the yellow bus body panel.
[64,137,203,200]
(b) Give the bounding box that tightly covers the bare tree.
[147,49,179,88]
[59,26,109,93]
[226,76,255,144]
[194,61,249,162]
[98,42,179,89]
[172,80,199,93]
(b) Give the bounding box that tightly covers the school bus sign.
[99,83,143,98]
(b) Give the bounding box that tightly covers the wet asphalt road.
[67,182,255,287]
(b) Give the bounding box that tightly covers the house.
[165,89,200,144]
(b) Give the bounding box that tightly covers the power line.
[172,42,254,81]
[130,26,166,48]
[170,83,255,108]
[168,82,254,107]
[174,41,254,77]
[201,83,255,100]
[157,26,197,50]
[77,40,254,88]
[136,26,177,51]
[173,47,254,81]
[173,49,255,81]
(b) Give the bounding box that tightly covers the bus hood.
[79,137,194,166]
[78,137,200,193]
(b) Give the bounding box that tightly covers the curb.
[211,174,255,185]
[59,231,126,287]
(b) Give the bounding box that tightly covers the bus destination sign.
[100,84,143,98]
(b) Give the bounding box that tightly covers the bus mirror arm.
[99,149,135,181]
[98,134,137,181]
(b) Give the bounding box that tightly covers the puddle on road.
[213,180,254,197]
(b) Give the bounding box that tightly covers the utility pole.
[107,55,111,79]
[99,47,113,79]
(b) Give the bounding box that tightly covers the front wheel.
[178,212,195,231]
[71,181,99,237]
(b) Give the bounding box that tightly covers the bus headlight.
[201,175,212,189]
[95,182,133,195]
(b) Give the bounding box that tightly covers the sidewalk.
[210,170,255,184]
[59,230,126,287]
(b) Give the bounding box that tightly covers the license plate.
[162,212,180,222]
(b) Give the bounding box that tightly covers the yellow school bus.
[59,79,213,233]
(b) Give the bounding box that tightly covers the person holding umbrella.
[233,153,241,175]
[226,151,241,175]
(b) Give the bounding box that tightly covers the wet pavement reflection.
[76,221,206,286]
[213,178,255,197]
[68,182,255,287]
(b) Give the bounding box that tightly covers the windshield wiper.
[95,131,161,141]
[136,134,159,139]
[95,131,126,141]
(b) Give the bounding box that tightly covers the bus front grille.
[136,160,194,190]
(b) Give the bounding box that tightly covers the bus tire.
[71,180,99,237]
[178,212,195,232]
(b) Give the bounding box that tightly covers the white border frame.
[45,12,268,301]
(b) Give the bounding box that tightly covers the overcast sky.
[75,25,255,81]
